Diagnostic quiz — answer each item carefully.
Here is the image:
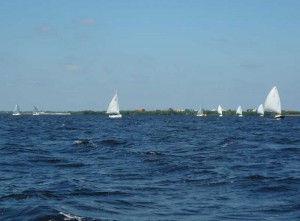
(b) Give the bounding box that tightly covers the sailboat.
[236,105,243,117]
[196,108,204,117]
[264,86,284,120]
[107,91,122,118]
[257,104,264,116]
[33,106,40,115]
[217,105,223,117]
[12,105,21,116]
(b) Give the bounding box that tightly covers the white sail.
[107,91,122,118]
[236,105,243,117]
[33,106,40,115]
[257,104,264,116]
[217,105,223,116]
[13,105,21,115]
[264,86,284,119]
[264,86,281,114]
[196,108,204,116]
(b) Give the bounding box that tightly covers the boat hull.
[109,114,122,118]
[33,112,71,115]
[274,115,284,120]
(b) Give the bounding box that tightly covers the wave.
[100,139,128,146]
[59,212,84,221]
[73,139,91,145]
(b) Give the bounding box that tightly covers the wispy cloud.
[37,26,54,35]
[75,19,98,26]
[26,80,39,85]
[209,36,232,44]
[240,62,264,70]
[65,64,80,72]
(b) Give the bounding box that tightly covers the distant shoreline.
[2,109,300,116]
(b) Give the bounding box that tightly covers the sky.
[0,0,300,111]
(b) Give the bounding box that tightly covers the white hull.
[33,112,71,115]
[274,115,284,120]
[45,113,71,115]
[238,114,243,117]
[109,114,122,118]
[12,113,21,116]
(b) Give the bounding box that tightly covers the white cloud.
[37,26,54,34]
[65,64,80,72]
[75,19,98,26]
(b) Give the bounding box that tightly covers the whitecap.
[73,139,89,145]
[59,212,84,221]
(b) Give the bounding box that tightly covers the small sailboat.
[236,105,243,117]
[107,91,122,118]
[196,108,204,117]
[264,86,284,120]
[13,105,21,116]
[217,105,223,117]
[257,104,264,116]
[33,106,40,115]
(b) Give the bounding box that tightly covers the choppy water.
[0,115,299,221]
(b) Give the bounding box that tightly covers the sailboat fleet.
[11,105,70,116]
[10,86,286,120]
[213,86,283,119]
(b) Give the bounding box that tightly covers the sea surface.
[0,115,299,221]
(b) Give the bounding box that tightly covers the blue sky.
[0,0,299,111]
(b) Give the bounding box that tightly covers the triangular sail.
[257,104,264,115]
[13,105,21,115]
[264,86,281,114]
[236,105,242,115]
[107,92,120,114]
[217,105,222,116]
[33,106,39,113]
[197,108,203,116]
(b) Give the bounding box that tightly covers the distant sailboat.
[236,105,243,117]
[217,105,223,117]
[107,91,122,118]
[33,106,70,115]
[257,104,264,116]
[264,86,284,120]
[196,108,204,117]
[13,105,21,116]
[33,106,40,115]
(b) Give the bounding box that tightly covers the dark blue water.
[0,115,299,221]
